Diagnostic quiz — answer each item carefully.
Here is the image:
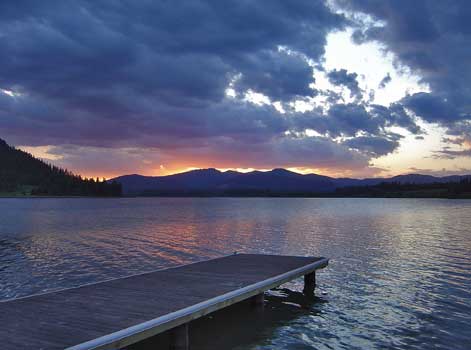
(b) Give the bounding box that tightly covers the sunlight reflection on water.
[1,198,470,349]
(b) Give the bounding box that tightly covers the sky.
[1,0,471,179]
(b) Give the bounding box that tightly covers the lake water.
[1,198,470,349]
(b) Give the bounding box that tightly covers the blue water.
[1,198,470,349]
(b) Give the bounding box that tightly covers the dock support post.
[303,271,316,295]
[251,293,264,310]
[169,323,189,350]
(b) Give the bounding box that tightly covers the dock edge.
[67,256,329,350]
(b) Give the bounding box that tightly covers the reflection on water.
[1,198,471,349]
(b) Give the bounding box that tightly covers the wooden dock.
[1,253,329,350]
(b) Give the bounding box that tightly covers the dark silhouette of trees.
[334,179,471,198]
[0,139,121,196]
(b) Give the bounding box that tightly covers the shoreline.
[1,194,470,199]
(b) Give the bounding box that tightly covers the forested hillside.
[333,180,471,198]
[0,139,121,196]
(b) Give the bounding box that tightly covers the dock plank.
[0,254,328,350]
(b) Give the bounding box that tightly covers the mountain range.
[1,135,469,198]
[111,168,471,196]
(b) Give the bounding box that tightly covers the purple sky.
[1,1,471,178]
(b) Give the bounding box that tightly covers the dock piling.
[170,323,189,350]
[303,271,316,295]
[251,293,265,310]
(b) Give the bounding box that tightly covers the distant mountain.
[112,168,239,194]
[112,168,471,196]
[0,138,121,196]
[113,168,336,195]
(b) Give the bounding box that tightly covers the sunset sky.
[1,0,471,179]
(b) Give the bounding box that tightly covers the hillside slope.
[0,139,121,196]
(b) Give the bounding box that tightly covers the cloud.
[442,137,465,145]
[402,92,467,125]
[334,0,471,135]
[233,50,316,101]
[1,0,453,176]
[0,2,343,147]
[288,102,419,160]
[369,103,422,135]
[343,134,401,157]
[433,148,471,159]
[40,145,165,178]
[292,103,385,138]
[327,68,363,100]
[378,73,391,89]
[407,166,471,176]
[327,103,380,135]
[0,1,343,106]
[175,135,372,172]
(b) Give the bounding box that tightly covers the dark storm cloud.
[401,92,468,125]
[0,0,441,173]
[334,0,471,140]
[0,0,342,105]
[289,102,415,157]
[327,69,362,100]
[1,94,288,148]
[369,103,422,135]
[343,134,401,157]
[0,1,343,148]
[233,50,316,101]
[291,104,378,138]
[292,102,420,138]
[327,103,380,136]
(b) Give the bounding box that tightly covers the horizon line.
[111,167,471,181]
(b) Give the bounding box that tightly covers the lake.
[1,198,470,349]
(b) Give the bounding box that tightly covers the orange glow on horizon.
[17,144,417,180]
[82,165,390,181]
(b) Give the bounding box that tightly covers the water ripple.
[1,198,470,349]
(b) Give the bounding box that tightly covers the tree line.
[0,139,121,196]
[334,179,471,198]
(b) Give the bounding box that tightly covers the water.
[1,198,470,349]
